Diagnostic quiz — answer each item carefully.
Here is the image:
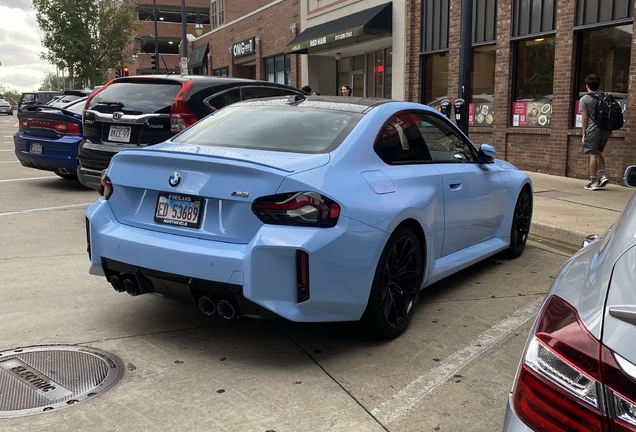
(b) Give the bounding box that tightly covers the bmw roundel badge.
[169,172,181,187]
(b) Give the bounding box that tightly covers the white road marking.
[371,297,543,425]
[0,203,93,217]
[0,176,55,182]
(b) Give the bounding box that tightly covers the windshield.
[88,81,181,114]
[175,105,362,154]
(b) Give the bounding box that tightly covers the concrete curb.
[529,221,591,253]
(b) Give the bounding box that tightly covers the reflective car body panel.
[86,97,532,323]
[504,185,636,430]
[13,98,87,177]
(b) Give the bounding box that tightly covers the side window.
[417,115,475,163]
[241,86,281,100]
[374,113,432,165]
[278,88,303,97]
[205,89,240,111]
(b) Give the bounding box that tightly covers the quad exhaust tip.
[197,296,216,316]
[197,296,239,319]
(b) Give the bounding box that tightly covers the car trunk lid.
[105,145,330,244]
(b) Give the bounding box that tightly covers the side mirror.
[623,165,636,188]
[477,143,496,164]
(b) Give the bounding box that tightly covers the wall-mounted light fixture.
[195,11,203,36]
[335,53,342,61]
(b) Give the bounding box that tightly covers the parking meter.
[454,98,466,123]
[439,99,452,119]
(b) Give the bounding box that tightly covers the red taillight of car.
[100,170,113,200]
[19,118,81,135]
[170,81,197,133]
[82,80,114,118]
[512,295,636,432]
[252,192,340,227]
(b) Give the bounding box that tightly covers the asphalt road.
[0,115,568,431]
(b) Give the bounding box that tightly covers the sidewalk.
[526,171,635,252]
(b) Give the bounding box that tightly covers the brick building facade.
[119,0,636,182]
[404,0,636,183]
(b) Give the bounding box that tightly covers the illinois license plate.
[108,125,131,143]
[154,193,204,228]
[30,142,42,154]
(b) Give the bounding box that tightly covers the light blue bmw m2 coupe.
[85,95,532,338]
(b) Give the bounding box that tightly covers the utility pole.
[153,0,160,72]
[457,0,473,135]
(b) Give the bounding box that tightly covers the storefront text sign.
[233,38,255,58]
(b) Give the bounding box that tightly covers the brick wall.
[200,0,301,87]
[409,0,636,182]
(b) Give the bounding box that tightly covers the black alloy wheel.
[363,226,424,338]
[504,189,531,259]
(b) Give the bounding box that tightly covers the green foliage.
[2,90,21,105]
[32,0,138,86]
[38,71,83,91]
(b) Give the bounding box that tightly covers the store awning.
[188,43,209,69]
[284,2,392,54]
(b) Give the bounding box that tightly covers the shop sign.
[309,37,327,48]
[233,38,255,58]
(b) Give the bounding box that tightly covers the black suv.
[78,75,306,190]
[18,91,64,109]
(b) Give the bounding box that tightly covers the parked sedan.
[85,95,533,338]
[0,98,12,115]
[503,167,636,431]
[13,97,87,180]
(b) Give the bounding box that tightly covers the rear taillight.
[252,192,340,227]
[19,118,81,135]
[100,170,113,200]
[512,295,636,431]
[82,81,114,118]
[170,81,197,133]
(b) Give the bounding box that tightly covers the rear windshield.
[175,105,363,154]
[88,82,181,114]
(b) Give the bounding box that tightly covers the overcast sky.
[0,0,51,94]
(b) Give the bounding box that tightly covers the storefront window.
[512,37,555,128]
[265,54,291,85]
[573,24,631,128]
[423,53,449,109]
[469,45,496,127]
[213,67,228,76]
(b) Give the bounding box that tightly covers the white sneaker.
[598,176,609,188]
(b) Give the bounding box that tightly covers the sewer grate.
[0,345,124,418]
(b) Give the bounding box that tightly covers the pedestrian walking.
[580,74,610,190]
[340,85,352,96]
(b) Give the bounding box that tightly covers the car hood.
[545,192,636,340]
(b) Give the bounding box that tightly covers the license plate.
[30,142,42,154]
[154,194,204,229]
[108,125,131,143]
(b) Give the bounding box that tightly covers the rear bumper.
[13,133,79,173]
[78,164,103,190]
[86,199,388,322]
[0,107,12,115]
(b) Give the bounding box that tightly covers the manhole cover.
[0,345,124,418]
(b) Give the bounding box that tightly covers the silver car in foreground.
[503,166,636,432]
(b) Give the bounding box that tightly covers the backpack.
[589,92,624,131]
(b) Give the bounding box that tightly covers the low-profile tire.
[503,188,531,259]
[362,226,424,339]
[54,169,78,180]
